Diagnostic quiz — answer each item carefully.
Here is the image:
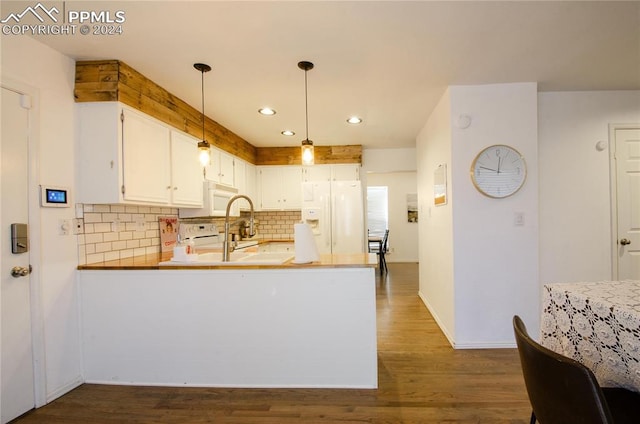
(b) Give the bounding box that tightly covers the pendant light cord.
[304,69,309,141]
[201,70,205,141]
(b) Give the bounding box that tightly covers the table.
[540,280,640,392]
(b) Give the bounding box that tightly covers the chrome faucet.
[222,195,256,261]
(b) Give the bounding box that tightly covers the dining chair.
[377,229,389,274]
[513,315,640,424]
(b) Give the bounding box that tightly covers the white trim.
[418,291,516,349]
[608,123,640,281]
[45,377,83,404]
[418,290,455,347]
[1,77,47,408]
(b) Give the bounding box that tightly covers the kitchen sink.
[160,251,294,266]
[234,240,258,249]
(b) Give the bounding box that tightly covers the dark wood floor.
[13,263,532,423]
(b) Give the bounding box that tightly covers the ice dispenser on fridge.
[302,208,321,235]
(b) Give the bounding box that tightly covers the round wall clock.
[470,144,527,198]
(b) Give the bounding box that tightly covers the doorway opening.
[367,186,388,236]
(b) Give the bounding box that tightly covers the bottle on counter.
[186,238,195,255]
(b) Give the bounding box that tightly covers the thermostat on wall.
[40,185,70,208]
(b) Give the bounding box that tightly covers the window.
[367,186,388,236]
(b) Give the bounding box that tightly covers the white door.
[614,128,640,280]
[1,87,35,423]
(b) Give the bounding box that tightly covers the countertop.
[77,247,378,270]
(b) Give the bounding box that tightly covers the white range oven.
[179,182,239,218]
[178,222,258,250]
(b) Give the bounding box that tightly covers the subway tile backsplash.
[77,204,301,265]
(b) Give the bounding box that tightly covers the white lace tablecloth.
[540,280,640,392]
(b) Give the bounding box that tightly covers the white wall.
[2,36,82,402]
[417,83,540,348]
[450,83,539,347]
[366,172,418,262]
[538,91,640,284]
[363,148,417,172]
[416,90,456,342]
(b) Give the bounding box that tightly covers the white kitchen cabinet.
[301,164,360,182]
[77,102,203,207]
[204,147,235,187]
[234,160,258,211]
[245,162,257,207]
[169,131,205,206]
[121,107,172,204]
[257,166,302,210]
[302,165,331,182]
[331,164,360,181]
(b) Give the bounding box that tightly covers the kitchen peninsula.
[77,251,378,389]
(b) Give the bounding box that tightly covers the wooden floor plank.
[11,263,532,423]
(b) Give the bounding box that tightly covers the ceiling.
[12,1,640,150]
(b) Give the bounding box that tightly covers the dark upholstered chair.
[513,315,640,424]
[368,229,389,274]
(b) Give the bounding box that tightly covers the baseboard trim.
[417,291,516,349]
[46,376,84,404]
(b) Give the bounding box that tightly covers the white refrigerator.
[301,180,365,254]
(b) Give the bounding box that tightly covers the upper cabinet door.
[204,148,235,187]
[170,131,204,207]
[301,164,361,182]
[122,108,172,204]
[258,166,302,210]
[331,164,360,181]
[258,166,282,210]
[219,150,235,186]
[302,165,331,182]
[280,166,302,209]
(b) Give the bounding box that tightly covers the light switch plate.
[59,219,71,235]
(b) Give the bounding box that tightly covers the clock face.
[471,145,526,198]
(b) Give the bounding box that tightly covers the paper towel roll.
[293,222,320,264]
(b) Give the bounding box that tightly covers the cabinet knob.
[166,186,171,190]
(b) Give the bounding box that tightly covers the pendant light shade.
[194,63,212,167]
[298,61,315,166]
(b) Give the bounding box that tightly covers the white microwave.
[179,182,239,218]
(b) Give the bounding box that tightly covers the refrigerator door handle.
[331,193,337,247]
[324,195,331,248]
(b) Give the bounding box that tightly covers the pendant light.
[298,61,315,166]
[194,63,212,166]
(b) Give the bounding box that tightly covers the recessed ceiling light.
[259,108,276,116]
[281,130,295,136]
[347,116,362,124]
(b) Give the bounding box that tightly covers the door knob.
[620,238,631,246]
[11,265,32,278]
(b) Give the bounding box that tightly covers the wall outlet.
[514,212,525,226]
[73,218,84,235]
[134,214,146,231]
